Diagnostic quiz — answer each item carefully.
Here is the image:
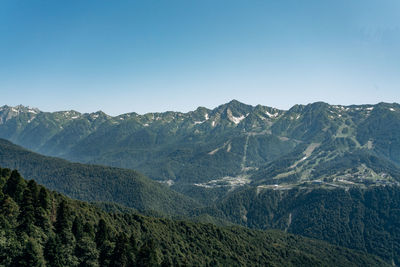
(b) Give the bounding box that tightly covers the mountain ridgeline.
[0,167,388,266]
[1,101,400,200]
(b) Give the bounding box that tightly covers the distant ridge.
[1,101,400,202]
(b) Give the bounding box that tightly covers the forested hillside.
[0,167,389,266]
[0,139,200,217]
[195,185,400,265]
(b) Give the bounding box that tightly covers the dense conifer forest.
[0,167,389,266]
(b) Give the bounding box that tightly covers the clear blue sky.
[1,0,399,115]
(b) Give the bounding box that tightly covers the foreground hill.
[1,101,400,202]
[0,139,200,216]
[0,167,389,266]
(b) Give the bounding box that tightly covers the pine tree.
[72,216,84,240]
[3,170,25,203]
[95,219,109,247]
[54,200,71,243]
[35,187,50,230]
[38,187,49,210]
[27,180,38,203]
[17,187,35,234]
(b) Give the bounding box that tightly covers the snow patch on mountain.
[27,109,38,114]
[227,109,247,124]
[231,115,245,124]
[265,111,279,118]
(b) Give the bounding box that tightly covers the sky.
[1,0,399,115]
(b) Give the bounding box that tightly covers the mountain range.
[1,101,400,201]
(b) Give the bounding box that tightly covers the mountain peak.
[215,99,254,113]
[227,99,244,105]
[0,104,40,113]
[305,101,330,109]
[0,105,41,124]
[225,99,253,108]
